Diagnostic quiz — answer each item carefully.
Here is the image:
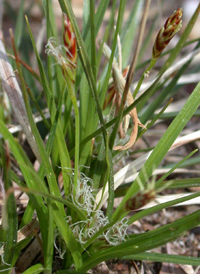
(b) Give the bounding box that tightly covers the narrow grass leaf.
[100,0,124,108]
[0,120,47,213]
[157,178,200,189]
[20,176,87,220]
[121,0,144,67]
[55,270,89,274]
[57,0,107,144]
[44,200,54,272]
[138,98,173,139]
[76,0,110,89]
[82,0,90,32]
[14,0,25,48]
[52,204,83,270]
[80,210,200,271]
[1,141,18,265]
[22,264,45,274]
[90,0,96,80]
[46,0,54,94]
[26,16,71,194]
[25,16,53,108]
[112,80,200,221]
[128,191,200,224]
[137,15,158,62]
[11,30,65,214]
[122,252,200,267]
[155,149,198,187]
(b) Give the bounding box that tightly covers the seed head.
[125,188,156,211]
[45,14,77,83]
[63,13,77,66]
[152,8,183,60]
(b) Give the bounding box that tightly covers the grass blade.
[80,209,200,271]
[22,264,45,274]
[14,0,25,48]
[1,141,18,267]
[122,252,200,267]
[121,0,144,67]
[112,79,200,221]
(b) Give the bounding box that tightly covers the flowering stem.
[133,60,156,98]
[62,14,79,194]
[65,78,79,194]
[72,96,79,194]
[133,8,182,99]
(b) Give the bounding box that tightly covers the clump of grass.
[1,1,200,273]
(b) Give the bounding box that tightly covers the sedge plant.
[0,1,200,273]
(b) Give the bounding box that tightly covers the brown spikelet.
[152,8,183,60]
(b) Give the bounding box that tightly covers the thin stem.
[133,59,156,98]
[66,80,79,194]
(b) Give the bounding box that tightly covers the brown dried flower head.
[152,8,183,60]
[125,188,156,211]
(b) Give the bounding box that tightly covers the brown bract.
[111,64,143,151]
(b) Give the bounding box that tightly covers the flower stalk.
[45,13,79,192]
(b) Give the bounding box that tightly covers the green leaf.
[157,178,200,189]
[44,201,54,273]
[0,121,47,213]
[155,149,198,187]
[122,252,200,266]
[80,209,200,271]
[26,16,71,195]
[57,0,107,143]
[1,141,18,266]
[22,264,45,274]
[20,175,87,221]
[52,204,83,270]
[55,270,89,274]
[12,35,65,215]
[14,0,25,48]
[112,79,200,221]
[128,191,200,225]
[121,0,144,67]
[90,0,96,80]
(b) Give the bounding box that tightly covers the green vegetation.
[0,1,200,273]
